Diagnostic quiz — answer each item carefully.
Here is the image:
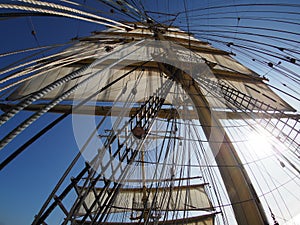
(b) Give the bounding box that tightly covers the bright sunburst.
[248,129,274,157]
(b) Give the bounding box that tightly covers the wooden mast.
[148,22,269,223]
[4,22,272,224]
[158,62,269,225]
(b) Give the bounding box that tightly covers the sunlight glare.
[248,130,273,156]
[283,213,300,225]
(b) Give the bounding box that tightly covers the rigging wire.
[32,60,152,224]
[27,16,41,47]
[0,3,128,30]
[17,0,133,29]
[0,1,299,225]
[0,40,145,126]
[225,120,290,222]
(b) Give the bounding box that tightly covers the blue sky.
[0,0,299,224]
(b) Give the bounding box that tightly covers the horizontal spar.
[1,103,298,120]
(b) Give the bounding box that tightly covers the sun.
[283,213,300,225]
[248,130,274,157]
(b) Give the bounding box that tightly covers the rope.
[0,4,125,30]
[0,40,146,149]
[0,43,89,84]
[16,0,133,30]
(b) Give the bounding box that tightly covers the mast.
[154,28,269,225]
[1,18,299,225]
[170,68,269,225]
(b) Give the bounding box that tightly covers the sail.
[74,213,216,225]
[6,25,294,112]
[76,184,213,216]
[1,2,299,225]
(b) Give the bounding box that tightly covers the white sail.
[6,25,294,112]
[74,213,216,225]
[76,184,213,216]
[0,3,299,225]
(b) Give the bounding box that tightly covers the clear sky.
[0,0,299,225]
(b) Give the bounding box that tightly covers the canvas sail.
[76,184,213,216]
[6,25,294,112]
[74,213,216,225]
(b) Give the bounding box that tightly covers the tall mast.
[2,20,298,225]
[153,26,269,224]
[170,67,269,225]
